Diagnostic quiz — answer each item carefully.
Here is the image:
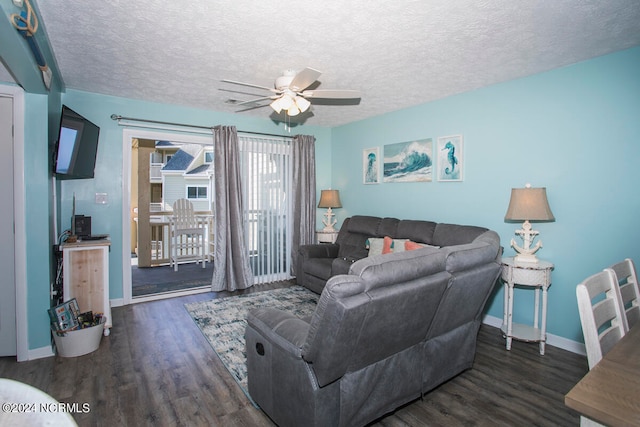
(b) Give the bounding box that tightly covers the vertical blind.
[238,135,292,284]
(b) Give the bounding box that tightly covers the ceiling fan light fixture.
[270,98,283,113]
[279,94,294,110]
[287,105,300,116]
[295,96,311,113]
[222,67,361,118]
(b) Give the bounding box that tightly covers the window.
[150,183,162,203]
[187,186,207,199]
[239,135,292,284]
[204,151,213,164]
[150,151,163,164]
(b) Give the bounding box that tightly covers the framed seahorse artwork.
[363,147,380,184]
[437,135,464,182]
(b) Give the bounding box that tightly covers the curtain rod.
[110,114,294,139]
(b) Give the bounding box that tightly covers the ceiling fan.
[221,67,360,116]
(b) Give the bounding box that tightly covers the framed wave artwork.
[383,139,433,183]
[436,135,464,182]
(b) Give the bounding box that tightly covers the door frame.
[1,85,27,361]
[121,127,213,304]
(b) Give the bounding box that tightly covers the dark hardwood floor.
[131,261,214,297]
[1,283,588,426]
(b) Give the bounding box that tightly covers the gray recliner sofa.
[246,216,501,426]
[297,215,495,293]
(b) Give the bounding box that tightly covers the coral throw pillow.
[405,240,425,251]
[382,236,393,254]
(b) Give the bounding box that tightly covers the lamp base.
[322,208,337,233]
[322,225,338,233]
[511,220,543,264]
[513,253,539,264]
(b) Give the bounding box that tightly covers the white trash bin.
[52,319,105,357]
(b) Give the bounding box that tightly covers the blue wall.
[2,0,65,353]
[7,82,331,352]
[59,90,332,301]
[4,23,639,351]
[330,47,640,342]
[23,92,52,350]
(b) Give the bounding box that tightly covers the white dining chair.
[576,269,627,370]
[605,258,640,332]
[576,269,628,426]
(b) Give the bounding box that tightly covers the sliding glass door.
[238,135,292,284]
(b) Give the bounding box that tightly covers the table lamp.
[318,189,342,233]
[504,184,555,263]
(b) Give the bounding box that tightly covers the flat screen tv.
[53,105,100,180]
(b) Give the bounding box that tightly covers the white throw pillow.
[391,239,409,253]
[365,237,386,256]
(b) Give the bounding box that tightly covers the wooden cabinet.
[62,240,112,336]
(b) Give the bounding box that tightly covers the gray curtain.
[211,125,253,291]
[291,134,317,276]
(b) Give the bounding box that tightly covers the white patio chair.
[169,199,207,272]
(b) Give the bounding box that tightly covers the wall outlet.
[95,193,108,204]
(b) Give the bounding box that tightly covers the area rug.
[184,285,319,400]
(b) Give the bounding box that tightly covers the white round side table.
[0,378,78,426]
[501,256,554,355]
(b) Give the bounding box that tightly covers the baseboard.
[546,334,586,355]
[482,314,586,356]
[28,344,55,361]
[110,298,124,308]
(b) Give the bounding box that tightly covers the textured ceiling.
[35,0,640,127]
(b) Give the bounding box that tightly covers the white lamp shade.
[279,94,294,110]
[318,189,342,208]
[288,105,300,116]
[270,98,283,114]
[295,96,311,113]
[271,94,311,116]
[504,187,555,221]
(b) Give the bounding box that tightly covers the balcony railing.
[134,210,214,267]
[135,207,288,279]
[150,163,163,182]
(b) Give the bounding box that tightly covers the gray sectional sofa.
[246,216,502,426]
[296,215,497,293]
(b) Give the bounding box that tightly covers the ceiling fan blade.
[236,103,272,112]
[289,67,322,92]
[234,96,277,106]
[221,79,277,92]
[302,89,361,99]
[219,88,273,98]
